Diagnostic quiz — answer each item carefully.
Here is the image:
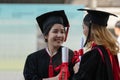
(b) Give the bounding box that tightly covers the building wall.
[0,0,120,7]
[71,0,120,7]
[0,0,65,3]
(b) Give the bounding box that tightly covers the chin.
[54,44,62,47]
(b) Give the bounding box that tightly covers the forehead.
[51,24,64,29]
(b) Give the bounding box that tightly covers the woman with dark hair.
[23,10,78,80]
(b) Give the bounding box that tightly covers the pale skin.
[114,27,120,37]
[45,24,65,57]
[82,23,89,37]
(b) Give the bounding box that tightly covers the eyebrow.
[52,28,64,30]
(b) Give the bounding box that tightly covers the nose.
[57,32,63,37]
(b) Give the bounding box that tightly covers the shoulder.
[85,45,105,55]
[65,47,74,55]
[82,46,103,62]
[84,48,98,57]
[27,48,46,59]
[66,47,74,59]
[68,48,74,54]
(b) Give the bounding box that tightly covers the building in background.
[0,0,120,7]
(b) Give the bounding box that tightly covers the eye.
[52,29,58,33]
[61,30,65,34]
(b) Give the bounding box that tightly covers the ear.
[44,35,48,39]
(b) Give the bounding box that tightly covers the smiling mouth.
[54,39,62,42]
[56,40,62,42]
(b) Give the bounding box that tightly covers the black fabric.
[73,45,114,80]
[36,10,69,34]
[23,46,75,80]
[42,16,64,35]
[78,8,117,47]
[78,8,117,26]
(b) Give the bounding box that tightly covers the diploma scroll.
[79,37,84,59]
[80,37,84,49]
[59,47,69,80]
[62,47,68,63]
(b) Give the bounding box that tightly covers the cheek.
[83,24,89,37]
[115,28,119,33]
[63,34,65,38]
[83,29,88,36]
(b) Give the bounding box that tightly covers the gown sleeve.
[23,54,42,80]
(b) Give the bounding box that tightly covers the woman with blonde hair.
[73,9,120,80]
[88,24,119,55]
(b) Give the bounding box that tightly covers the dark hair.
[44,24,53,42]
[115,20,120,28]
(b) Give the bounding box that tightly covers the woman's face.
[82,22,89,37]
[45,24,65,48]
[114,27,120,36]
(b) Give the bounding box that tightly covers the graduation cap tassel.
[84,21,92,47]
[64,25,69,42]
[49,58,54,77]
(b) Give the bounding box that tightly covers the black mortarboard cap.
[78,8,117,26]
[77,9,117,47]
[36,10,70,41]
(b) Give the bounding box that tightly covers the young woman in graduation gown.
[23,10,79,80]
[73,9,120,80]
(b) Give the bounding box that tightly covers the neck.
[47,45,59,56]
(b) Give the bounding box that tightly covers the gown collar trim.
[46,48,57,57]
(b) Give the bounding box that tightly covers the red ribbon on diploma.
[73,48,83,63]
[78,49,83,56]
[73,37,84,63]
[58,47,70,80]
[58,62,70,80]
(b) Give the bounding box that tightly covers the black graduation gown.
[23,46,75,80]
[73,45,114,80]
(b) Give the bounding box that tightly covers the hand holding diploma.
[73,37,84,63]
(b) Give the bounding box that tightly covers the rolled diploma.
[80,37,84,49]
[80,37,84,57]
[62,47,68,63]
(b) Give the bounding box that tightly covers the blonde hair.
[87,24,119,55]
